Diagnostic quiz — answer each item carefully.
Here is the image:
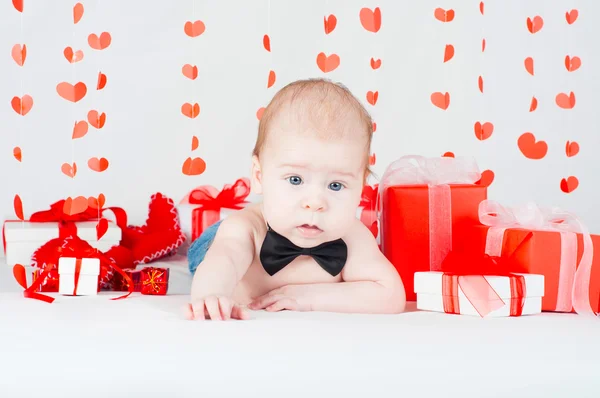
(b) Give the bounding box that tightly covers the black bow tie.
[259,225,348,276]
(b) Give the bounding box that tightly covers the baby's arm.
[250,221,406,314]
[187,214,255,320]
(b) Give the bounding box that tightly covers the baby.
[185,78,406,320]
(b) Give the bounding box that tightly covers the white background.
[1,0,599,237]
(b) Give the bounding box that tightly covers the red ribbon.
[73,258,83,296]
[18,235,134,303]
[181,178,251,240]
[438,233,532,317]
[359,184,378,209]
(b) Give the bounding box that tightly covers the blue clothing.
[187,219,223,274]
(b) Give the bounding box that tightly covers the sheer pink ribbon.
[376,155,481,271]
[479,200,597,317]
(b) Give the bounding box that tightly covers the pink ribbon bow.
[377,155,481,271]
[479,199,597,317]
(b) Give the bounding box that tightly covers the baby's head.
[251,78,374,247]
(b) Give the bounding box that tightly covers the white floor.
[1,256,600,398]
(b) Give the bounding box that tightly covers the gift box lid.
[414,272,545,299]
[58,257,101,275]
[3,220,121,242]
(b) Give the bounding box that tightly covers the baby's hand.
[185,296,250,321]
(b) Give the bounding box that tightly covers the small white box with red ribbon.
[58,257,101,296]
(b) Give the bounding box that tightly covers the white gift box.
[3,220,121,267]
[414,272,545,317]
[58,257,101,296]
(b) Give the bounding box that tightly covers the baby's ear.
[250,155,263,194]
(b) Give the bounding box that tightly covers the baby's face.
[255,125,366,248]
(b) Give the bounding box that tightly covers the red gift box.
[358,184,379,238]
[110,267,169,295]
[378,156,487,301]
[178,178,251,242]
[457,200,600,315]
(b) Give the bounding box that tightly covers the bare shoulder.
[342,218,384,258]
[213,203,264,243]
[341,218,402,286]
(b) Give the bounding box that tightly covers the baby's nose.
[302,195,326,212]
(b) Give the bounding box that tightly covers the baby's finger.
[218,297,232,320]
[266,298,295,312]
[204,296,223,320]
[250,294,284,310]
[231,304,250,320]
[192,300,206,320]
[184,303,195,320]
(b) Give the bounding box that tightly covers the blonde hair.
[253,78,374,182]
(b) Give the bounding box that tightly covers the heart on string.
[267,70,276,88]
[444,44,454,62]
[96,218,109,240]
[527,16,544,34]
[12,0,23,12]
[11,95,33,116]
[518,132,547,160]
[560,176,579,193]
[474,122,494,141]
[565,55,581,72]
[370,58,381,69]
[61,162,77,178]
[263,35,271,52]
[88,157,109,172]
[182,64,198,80]
[14,194,24,220]
[64,47,84,63]
[556,92,576,109]
[13,147,22,162]
[316,52,340,73]
[88,32,112,50]
[443,152,455,158]
[182,157,206,176]
[88,193,106,210]
[73,3,84,24]
[11,44,26,66]
[475,170,495,187]
[88,110,106,129]
[13,264,28,289]
[524,57,534,75]
[97,72,107,90]
[566,9,578,25]
[360,7,382,32]
[431,92,450,110]
[63,196,89,215]
[72,121,89,139]
[192,136,199,151]
[478,76,483,93]
[566,141,579,157]
[57,82,87,103]
[369,153,376,166]
[324,14,337,34]
[372,122,377,132]
[366,91,378,106]
[434,8,455,22]
[529,97,538,112]
[256,107,265,120]
[181,103,200,118]
[184,20,205,37]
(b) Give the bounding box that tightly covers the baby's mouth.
[297,224,323,237]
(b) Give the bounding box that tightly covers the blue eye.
[329,182,344,191]
[288,176,302,185]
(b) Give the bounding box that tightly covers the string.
[19,5,24,226]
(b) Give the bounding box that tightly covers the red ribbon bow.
[438,233,533,317]
[185,177,251,210]
[14,235,134,303]
[359,184,379,209]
